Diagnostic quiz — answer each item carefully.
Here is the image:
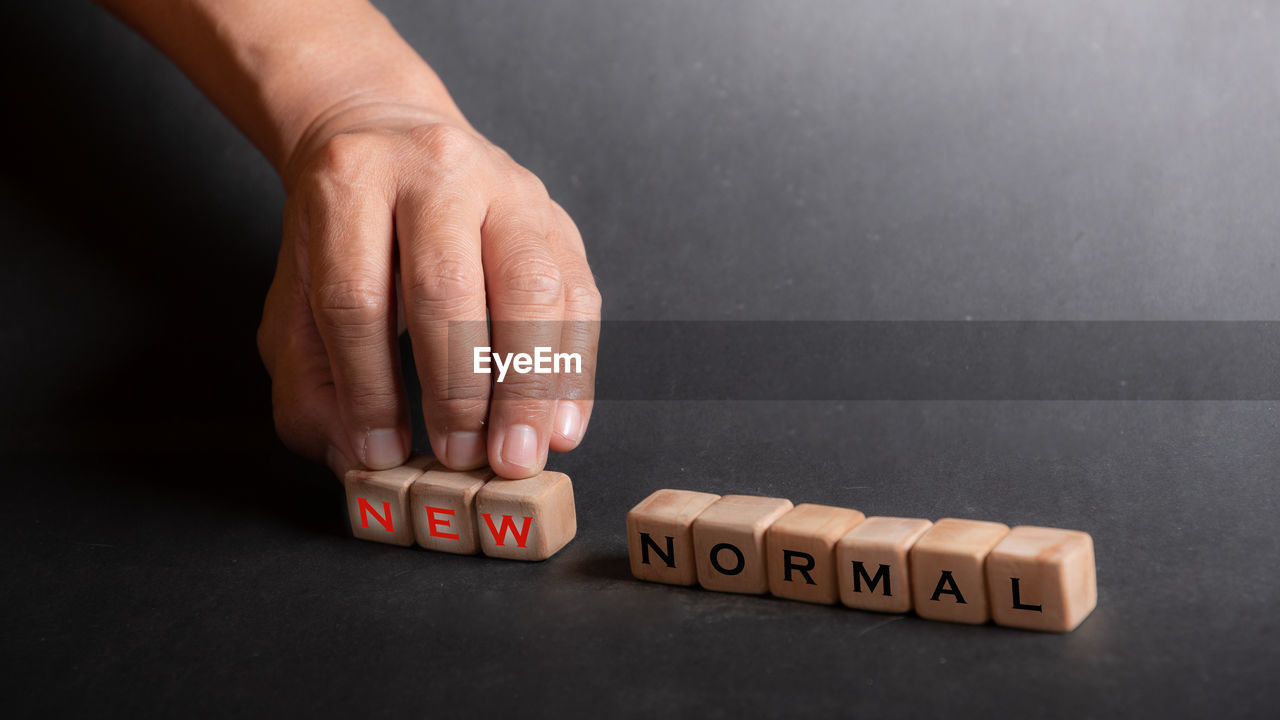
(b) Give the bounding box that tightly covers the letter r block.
[475,471,577,561]
[626,489,722,585]
[766,503,865,604]
[836,516,933,613]
[910,518,1010,624]
[986,526,1097,632]
[410,466,495,554]
[343,455,435,546]
[692,495,794,594]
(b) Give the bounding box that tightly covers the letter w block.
[474,471,577,561]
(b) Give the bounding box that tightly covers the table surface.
[3,1,1279,716]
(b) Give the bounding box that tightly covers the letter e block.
[410,466,495,554]
[692,495,794,594]
[766,504,865,604]
[836,516,933,613]
[627,489,722,585]
[909,518,1010,624]
[475,471,577,561]
[343,455,435,546]
[986,526,1097,632]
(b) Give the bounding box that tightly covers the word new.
[344,455,577,561]
[626,490,1097,633]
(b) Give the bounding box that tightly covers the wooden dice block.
[909,518,1010,624]
[766,504,865,604]
[692,495,794,594]
[836,516,933,613]
[474,471,577,561]
[986,526,1097,632]
[627,489,722,585]
[410,466,496,554]
[343,455,435,546]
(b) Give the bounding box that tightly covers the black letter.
[851,561,892,596]
[930,570,966,604]
[710,543,745,575]
[639,533,676,568]
[783,550,816,585]
[1010,577,1042,612]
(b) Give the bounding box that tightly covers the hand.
[257,102,601,480]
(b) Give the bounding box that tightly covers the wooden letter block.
[836,516,933,613]
[766,504,865,604]
[909,518,1010,624]
[627,489,722,585]
[474,471,577,561]
[410,466,496,555]
[692,495,794,594]
[343,455,435,546]
[985,526,1097,632]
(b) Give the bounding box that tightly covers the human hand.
[257,103,600,480]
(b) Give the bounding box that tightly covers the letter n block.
[985,526,1097,632]
[627,489,721,585]
[909,518,1010,624]
[410,466,495,554]
[766,503,865,604]
[836,516,933,613]
[343,455,435,546]
[692,495,794,594]
[475,471,577,561]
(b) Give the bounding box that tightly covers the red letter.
[358,498,394,532]
[481,513,533,548]
[426,507,459,540]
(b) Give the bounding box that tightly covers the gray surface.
[2,1,1279,716]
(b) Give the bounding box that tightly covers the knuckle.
[311,133,381,188]
[312,276,389,333]
[407,123,482,166]
[564,280,603,316]
[407,256,485,314]
[497,253,564,306]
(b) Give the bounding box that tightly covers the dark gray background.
[2,1,1278,716]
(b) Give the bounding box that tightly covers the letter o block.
[410,466,495,554]
[627,489,722,585]
[986,526,1097,632]
[692,495,794,594]
[836,516,933,613]
[343,455,435,546]
[766,504,865,604]
[909,518,1010,624]
[475,471,577,561]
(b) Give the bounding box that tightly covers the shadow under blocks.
[626,490,1097,633]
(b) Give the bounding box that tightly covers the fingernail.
[363,428,407,469]
[554,402,584,444]
[445,431,487,469]
[499,424,539,472]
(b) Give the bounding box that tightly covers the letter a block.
[627,489,722,585]
[766,504,865,604]
[410,466,496,555]
[836,516,933,613]
[692,495,794,594]
[910,518,1010,624]
[985,526,1097,632]
[475,471,577,561]
[343,455,436,546]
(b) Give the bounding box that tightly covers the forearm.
[96,0,466,177]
